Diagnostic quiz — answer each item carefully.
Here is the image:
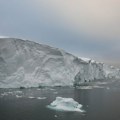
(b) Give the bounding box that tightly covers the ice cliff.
[0,38,120,88]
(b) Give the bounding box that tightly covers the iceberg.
[47,97,84,112]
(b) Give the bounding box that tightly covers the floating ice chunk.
[37,89,41,91]
[54,115,58,118]
[16,95,22,98]
[106,87,110,90]
[7,92,13,94]
[97,82,107,85]
[77,85,104,89]
[1,93,8,96]
[37,97,46,100]
[93,86,104,89]
[47,97,84,112]
[53,92,58,94]
[15,91,23,94]
[49,88,55,91]
[28,96,35,99]
[78,86,93,90]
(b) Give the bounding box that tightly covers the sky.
[0,0,120,66]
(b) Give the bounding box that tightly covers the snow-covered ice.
[80,57,91,63]
[47,97,84,112]
[0,38,120,88]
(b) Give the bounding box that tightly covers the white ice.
[28,96,35,99]
[28,96,46,99]
[16,95,22,98]
[47,97,84,112]
[0,38,120,88]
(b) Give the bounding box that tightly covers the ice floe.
[47,97,84,112]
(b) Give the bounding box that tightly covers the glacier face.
[0,38,120,88]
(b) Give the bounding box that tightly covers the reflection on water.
[0,80,120,120]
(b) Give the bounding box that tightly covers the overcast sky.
[0,0,120,66]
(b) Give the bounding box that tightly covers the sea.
[0,79,120,120]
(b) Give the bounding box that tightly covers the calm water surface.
[0,80,120,120]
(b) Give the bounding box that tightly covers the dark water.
[0,80,120,120]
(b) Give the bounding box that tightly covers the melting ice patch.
[47,97,84,112]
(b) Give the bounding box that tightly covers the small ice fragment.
[37,89,41,91]
[53,92,58,94]
[37,97,46,100]
[49,88,55,91]
[1,93,8,96]
[7,92,13,94]
[78,86,93,90]
[54,115,58,118]
[15,91,22,94]
[97,82,107,85]
[93,86,104,89]
[28,96,35,99]
[16,95,22,98]
[106,87,110,90]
